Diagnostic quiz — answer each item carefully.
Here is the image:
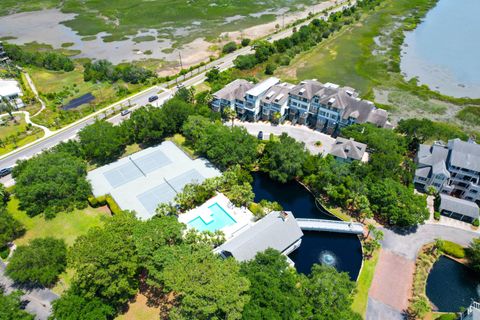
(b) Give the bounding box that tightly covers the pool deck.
[178,193,255,239]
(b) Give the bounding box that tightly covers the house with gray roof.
[214,211,303,262]
[415,139,480,204]
[242,77,280,121]
[260,82,295,122]
[330,137,368,162]
[439,193,479,223]
[211,79,254,113]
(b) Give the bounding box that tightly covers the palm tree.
[366,223,376,238]
[223,107,237,128]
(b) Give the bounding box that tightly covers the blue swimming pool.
[187,203,237,232]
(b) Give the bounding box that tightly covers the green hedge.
[442,241,465,259]
[105,195,122,215]
[435,314,457,320]
[87,195,107,208]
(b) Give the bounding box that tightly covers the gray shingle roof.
[289,80,324,100]
[330,137,366,161]
[417,142,450,178]
[261,83,295,105]
[213,79,254,101]
[439,194,479,219]
[216,211,303,262]
[448,139,480,173]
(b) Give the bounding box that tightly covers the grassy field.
[7,197,110,247]
[166,134,197,159]
[116,294,161,320]
[351,249,380,318]
[275,0,480,133]
[0,0,322,46]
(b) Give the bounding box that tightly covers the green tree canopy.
[148,244,250,320]
[51,292,115,320]
[261,133,307,183]
[183,116,258,169]
[12,151,91,217]
[467,238,480,274]
[240,249,303,319]
[6,237,67,287]
[0,208,25,249]
[78,120,126,164]
[0,289,34,320]
[69,212,139,306]
[120,106,165,145]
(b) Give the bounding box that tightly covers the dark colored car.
[148,95,159,102]
[0,167,12,178]
[257,131,264,140]
[121,109,131,116]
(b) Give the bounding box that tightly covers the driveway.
[0,261,58,320]
[366,224,478,319]
[233,120,335,155]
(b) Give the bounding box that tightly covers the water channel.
[400,0,480,98]
[251,172,363,279]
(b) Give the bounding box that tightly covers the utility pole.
[178,51,183,70]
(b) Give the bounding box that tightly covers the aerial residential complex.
[212,77,391,133]
[414,139,480,221]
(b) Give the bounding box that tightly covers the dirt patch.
[369,249,415,312]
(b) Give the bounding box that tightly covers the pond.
[251,172,363,279]
[400,0,480,98]
[426,256,480,312]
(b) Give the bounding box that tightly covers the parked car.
[257,131,264,140]
[148,95,158,102]
[121,109,131,116]
[0,167,12,178]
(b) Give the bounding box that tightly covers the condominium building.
[260,82,295,121]
[414,139,480,203]
[211,79,254,113]
[211,78,391,131]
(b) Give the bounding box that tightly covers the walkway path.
[23,72,47,117]
[366,224,478,319]
[233,120,335,155]
[0,111,53,137]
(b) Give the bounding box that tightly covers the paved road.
[366,224,478,320]
[1,260,58,320]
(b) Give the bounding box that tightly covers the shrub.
[222,42,237,54]
[0,247,9,260]
[241,38,251,47]
[435,314,457,320]
[88,195,107,208]
[474,219,479,227]
[248,202,265,219]
[442,241,465,259]
[106,195,122,215]
[434,211,440,220]
[265,63,277,75]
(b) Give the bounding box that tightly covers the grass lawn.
[7,197,110,247]
[351,249,380,318]
[116,293,160,320]
[327,206,353,222]
[166,134,197,159]
[0,114,45,156]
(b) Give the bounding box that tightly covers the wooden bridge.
[296,218,364,235]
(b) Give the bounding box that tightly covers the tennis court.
[88,141,221,219]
